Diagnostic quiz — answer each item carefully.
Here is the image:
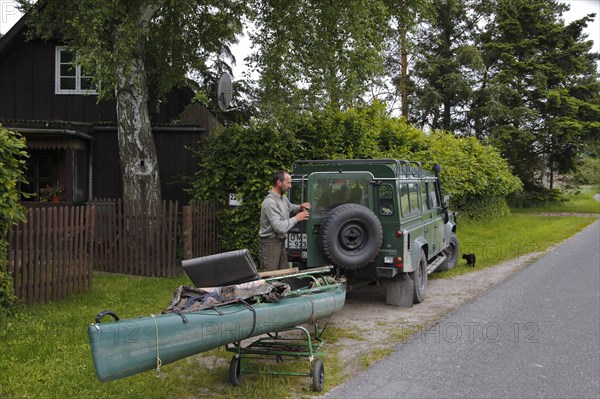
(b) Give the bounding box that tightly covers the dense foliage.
[0,126,28,316]
[190,122,296,254]
[400,0,600,190]
[191,104,521,256]
[248,0,387,116]
[406,131,522,218]
[245,0,598,192]
[566,155,600,186]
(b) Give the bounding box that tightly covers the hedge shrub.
[402,131,522,219]
[191,103,522,259]
[191,122,296,257]
[0,126,28,316]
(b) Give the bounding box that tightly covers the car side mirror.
[443,195,450,208]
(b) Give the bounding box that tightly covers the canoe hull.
[88,284,345,382]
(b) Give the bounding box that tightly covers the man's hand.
[295,210,310,222]
[300,202,311,211]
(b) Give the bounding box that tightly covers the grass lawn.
[431,213,597,279]
[510,185,600,214]
[1,191,598,398]
[0,272,333,398]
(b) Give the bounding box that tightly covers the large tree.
[19,0,246,208]
[247,0,388,121]
[409,0,484,132]
[471,0,600,188]
[382,0,424,120]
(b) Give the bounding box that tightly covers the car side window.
[421,182,429,211]
[428,182,439,209]
[408,183,420,214]
[399,183,410,216]
[378,184,394,216]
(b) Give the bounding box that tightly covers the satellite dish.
[217,72,233,111]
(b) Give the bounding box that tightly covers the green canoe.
[88,276,345,382]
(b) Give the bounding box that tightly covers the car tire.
[319,203,383,270]
[409,249,427,303]
[437,233,460,271]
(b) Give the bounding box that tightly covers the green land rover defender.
[286,159,459,307]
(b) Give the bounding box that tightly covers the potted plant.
[39,182,64,202]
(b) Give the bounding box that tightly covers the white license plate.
[286,233,307,249]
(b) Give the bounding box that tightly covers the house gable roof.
[0,0,48,59]
[0,11,29,59]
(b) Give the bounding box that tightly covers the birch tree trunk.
[114,5,162,210]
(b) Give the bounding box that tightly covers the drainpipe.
[88,140,94,202]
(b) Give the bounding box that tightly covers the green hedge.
[0,126,28,316]
[507,187,568,208]
[191,103,522,258]
[402,131,522,218]
[191,122,296,256]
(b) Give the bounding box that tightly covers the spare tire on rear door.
[319,204,383,270]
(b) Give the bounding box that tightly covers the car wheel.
[319,204,383,270]
[409,249,427,303]
[438,233,460,271]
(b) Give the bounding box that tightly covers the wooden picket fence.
[182,200,223,259]
[6,205,96,305]
[92,198,180,277]
[6,199,223,305]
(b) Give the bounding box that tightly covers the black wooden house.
[0,14,219,206]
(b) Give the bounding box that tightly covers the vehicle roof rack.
[291,159,424,178]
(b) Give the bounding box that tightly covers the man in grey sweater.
[259,170,311,271]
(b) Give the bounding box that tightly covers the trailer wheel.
[410,249,427,303]
[229,355,243,386]
[320,204,383,270]
[312,359,325,392]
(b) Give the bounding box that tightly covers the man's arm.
[263,198,298,234]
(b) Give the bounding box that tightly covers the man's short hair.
[273,170,288,185]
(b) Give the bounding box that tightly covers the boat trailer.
[226,267,338,391]
[227,321,328,391]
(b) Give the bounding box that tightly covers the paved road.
[327,220,600,398]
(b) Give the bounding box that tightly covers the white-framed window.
[55,46,97,95]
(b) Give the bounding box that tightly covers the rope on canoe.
[240,300,257,339]
[150,314,162,377]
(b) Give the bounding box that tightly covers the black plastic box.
[181,249,260,287]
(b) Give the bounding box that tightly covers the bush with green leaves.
[291,103,423,160]
[567,156,600,186]
[402,131,523,219]
[507,187,568,208]
[191,122,296,257]
[191,103,522,260]
[0,126,28,316]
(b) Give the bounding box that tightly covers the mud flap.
[385,274,414,307]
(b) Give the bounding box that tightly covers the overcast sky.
[1,0,598,75]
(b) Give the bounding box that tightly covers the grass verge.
[431,213,597,279]
[510,185,600,214]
